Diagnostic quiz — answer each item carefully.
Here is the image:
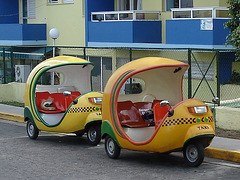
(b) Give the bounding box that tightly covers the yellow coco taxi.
[101,57,215,167]
[24,56,102,145]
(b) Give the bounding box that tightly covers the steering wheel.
[142,94,156,102]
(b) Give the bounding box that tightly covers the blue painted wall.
[0,24,46,41]
[88,21,162,43]
[89,21,133,43]
[213,19,230,45]
[0,24,23,40]
[85,0,115,45]
[166,19,229,45]
[23,24,46,40]
[133,21,162,43]
[85,0,161,44]
[219,52,236,84]
[0,0,19,24]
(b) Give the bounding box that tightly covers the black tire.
[26,120,39,140]
[86,126,101,146]
[75,131,85,137]
[105,135,121,159]
[183,142,204,167]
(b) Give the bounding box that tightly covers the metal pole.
[188,48,192,99]
[10,47,14,82]
[129,48,132,62]
[53,39,56,57]
[216,51,220,106]
[100,57,103,92]
[3,48,6,84]
[51,39,56,85]
[129,48,133,94]
[83,47,86,60]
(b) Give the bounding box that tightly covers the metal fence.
[0,45,239,107]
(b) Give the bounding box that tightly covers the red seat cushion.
[117,101,149,128]
[35,92,51,111]
[35,91,81,113]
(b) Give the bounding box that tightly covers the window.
[166,0,193,11]
[88,56,112,92]
[48,0,59,4]
[63,0,74,3]
[118,0,142,11]
[37,71,62,85]
[22,0,35,23]
[48,0,74,4]
[119,78,144,94]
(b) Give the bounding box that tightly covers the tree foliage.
[225,0,240,60]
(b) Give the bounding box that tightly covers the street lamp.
[49,28,60,57]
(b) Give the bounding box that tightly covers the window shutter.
[28,0,36,18]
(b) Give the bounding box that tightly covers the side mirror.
[160,100,170,107]
[63,91,71,96]
[212,97,219,104]
[73,99,78,104]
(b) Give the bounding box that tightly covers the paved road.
[0,119,240,180]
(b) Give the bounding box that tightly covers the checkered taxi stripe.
[162,116,214,127]
[67,106,100,113]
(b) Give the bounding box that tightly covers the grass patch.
[0,101,24,107]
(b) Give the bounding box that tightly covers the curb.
[0,112,24,123]
[205,147,240,163]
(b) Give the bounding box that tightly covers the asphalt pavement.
[0,103,239,163]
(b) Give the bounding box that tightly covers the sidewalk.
[0,104,239,163]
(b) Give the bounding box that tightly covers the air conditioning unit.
[15,65,31,83]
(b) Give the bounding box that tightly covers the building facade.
[0,0,239,105]
[0,0,231,47]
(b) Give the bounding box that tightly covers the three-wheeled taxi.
[101,57,215,167]
[24,56,102,145]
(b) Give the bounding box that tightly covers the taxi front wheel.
[87,126,101,146]
[183,142,204,167]
[26,120,39,140]
[105,136,121,159]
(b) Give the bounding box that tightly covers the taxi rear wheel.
[26,120,39,140]
[183,142,204,167]
[87,126,101,146]
[105,136,121,159]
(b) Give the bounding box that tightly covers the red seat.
[152,100,162,108]
[117,101,149,128]
[35,91,81,113]
[35,92,51,111]
[50,93,66,112]
[134,102,155,125]
[153,102,169,128]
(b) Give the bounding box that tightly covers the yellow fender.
[84,111,102,129]
[184,124,215,147]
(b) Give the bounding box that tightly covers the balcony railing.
[171,7,229,19]
[91,10,161,22]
